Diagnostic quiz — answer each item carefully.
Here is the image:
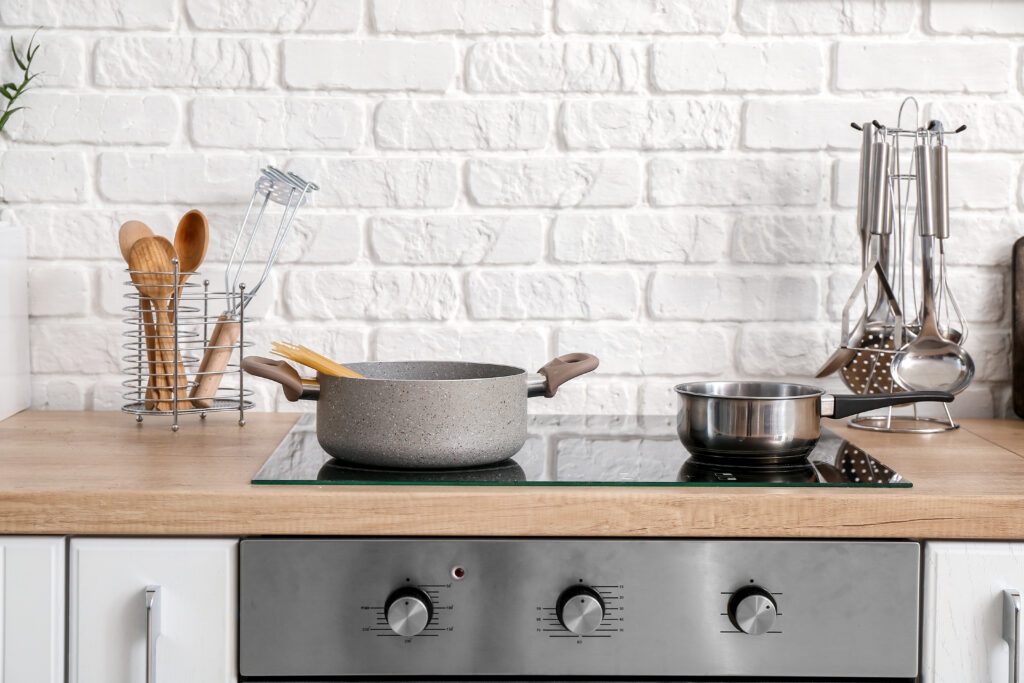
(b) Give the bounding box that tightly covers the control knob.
[385,587,433,637]
[556,586,605,635]
[727,586,778,635]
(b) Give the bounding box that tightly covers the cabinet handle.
[145,585,162,683]
[1004,589,1021,683]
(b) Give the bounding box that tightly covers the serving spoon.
[118,221,165,409]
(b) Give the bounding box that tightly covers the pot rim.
[319,360,526,383]
[674,381,826,401]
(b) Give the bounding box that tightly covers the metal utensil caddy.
[838,98,970,434]
[121,264,254,431]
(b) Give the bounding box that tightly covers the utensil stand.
[837,99,969,433]
[121,259,253,430]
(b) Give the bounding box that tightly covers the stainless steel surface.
[145,585,161,683]
[915,138,937,237]
[386,588,432,637]
[557,586,605,635]
[868,139,891,237]
[238,539,920,678]
[247,354,597,469]
[673,381,947,460]
[728,586,778,636]
[891,235,975,395]
[1005,589,1022,683]
[121,263,254,430]
[932,141,950,239]
[856,121,875,267]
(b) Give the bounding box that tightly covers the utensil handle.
[151,302,189,410]
[189,315,241,408]
[241,356,320,402]
[824,391,953,419]
[529,353,599,398]
[1005,589,1021,683]
[916,141,937,237]
[868,140,891,236]
[145,585,161,683]
[931,143,950,240]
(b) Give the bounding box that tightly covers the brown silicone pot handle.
[241,356,319,402]
[537,353,599,398]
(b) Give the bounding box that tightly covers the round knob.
[557,586,605,635]
[385,587,433,637]
[728,586,778,635]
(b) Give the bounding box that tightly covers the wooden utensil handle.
[189,315,241,409]
[140,298,163,410]
[151,302,190,410]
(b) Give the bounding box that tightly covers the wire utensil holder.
[121,258,254,431]
[837,98,970,434]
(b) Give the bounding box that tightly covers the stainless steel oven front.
[239,538,920,680]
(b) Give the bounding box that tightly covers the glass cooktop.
[252,414,910,488]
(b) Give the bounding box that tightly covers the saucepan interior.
[336,361,524,381]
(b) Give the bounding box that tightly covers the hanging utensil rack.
[826,98,971,433]
[121,259,254,431]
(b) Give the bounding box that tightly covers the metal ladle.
[891,132,974,395]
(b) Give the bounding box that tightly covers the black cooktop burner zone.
[252,414,910,488]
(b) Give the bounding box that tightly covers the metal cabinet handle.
[1004,589,1021,683]
[145,585,162,683]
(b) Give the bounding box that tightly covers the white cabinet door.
[923,541,1024,683]
[0,536,65,683]
[69,538,237,683]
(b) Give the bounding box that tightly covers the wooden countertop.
[2,410,1024,538]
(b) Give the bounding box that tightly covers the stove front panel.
[239,539,919,679]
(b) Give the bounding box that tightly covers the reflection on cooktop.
[252,414,909,488]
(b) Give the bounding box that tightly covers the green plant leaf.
[0,106,24,131]
[10,37,26,71]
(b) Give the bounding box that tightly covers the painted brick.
[201,213,362,265]
[652,41,823,92]
[29,264,91,317]
[467,270,637,320]
[285,159,458,208]
[283,40,455,91]
[30,320,123,374]
[744,99,904,150]
[375,327,547,369]
[0,0,175,29]
[371,215,543,265]
[187,0,360,31]
[375,100,548,150]
[556,325,733,376]
[286,270,459,321]
[98,153,253,204]
[649,272,820,321]
[833,156,1013,210]
[733,214,859,265]
[5,94,178,145]
[191,97,363,150]
[373,0,543,33]
[836,42,1012,93]
[649,157,822,207]
[928,102,1024,151]
[556,0,728,33]
[2,32,85,87]
[929,0,1024,35]
[561,99,738,150]
[737,325,830,377]
[468,158,641,208]
[552,213,729,263]
[0,151,88,203]
[95,37,272,88]
[466,42,641,93]
[737,0,914,34]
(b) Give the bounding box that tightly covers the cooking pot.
[674,381,952,461]
[243,353,598,468]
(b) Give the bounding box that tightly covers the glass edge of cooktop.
[251,478,912,488]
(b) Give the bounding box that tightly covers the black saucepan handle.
[826,391,954,419]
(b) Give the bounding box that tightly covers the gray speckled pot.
[243,354,598,469]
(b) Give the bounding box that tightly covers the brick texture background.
[3,0,1021,417]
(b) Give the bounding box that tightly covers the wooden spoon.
[128,236,189,411]
[173,209,209,291]
[118,221,164,409]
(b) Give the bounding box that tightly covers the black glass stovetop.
[252,414,910,488]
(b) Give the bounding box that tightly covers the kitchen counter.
[1,410,1024,538]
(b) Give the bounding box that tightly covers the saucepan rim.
[673,381,826,401]
[320,360,526,383]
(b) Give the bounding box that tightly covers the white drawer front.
[69,537,237,683]
[0,536,65,683]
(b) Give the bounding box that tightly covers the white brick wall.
[5,0,1020,417]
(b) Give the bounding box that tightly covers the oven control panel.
[239,539,919,678]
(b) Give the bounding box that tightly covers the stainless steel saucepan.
[674,381,952,461]
[243,353,598,469]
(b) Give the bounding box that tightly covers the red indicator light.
[452,566,465,579]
